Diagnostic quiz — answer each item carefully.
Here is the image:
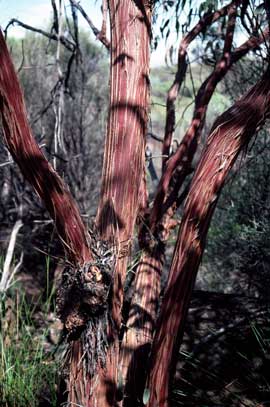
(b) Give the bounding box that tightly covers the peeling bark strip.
[147,71,270,407]
[0,31,90,264]
[68,1,152,406]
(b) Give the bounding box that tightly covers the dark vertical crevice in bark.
[147,70,270,407]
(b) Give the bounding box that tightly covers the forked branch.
[5,18,75,51]
[152,27,269,228]
[70,0,110,49]
[162,0,242,170]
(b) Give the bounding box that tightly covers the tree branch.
[147,67,270,407]
[0,30,90,264]
[161,0,242,171]
[151,27,269,228]
[70,0,110,49]
[5,18,75,52]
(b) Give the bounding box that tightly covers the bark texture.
[96,0,151,325]
[120,19,269,407]
[147,70,270,407]
[0,30,90,264]
[151,26,269,228]
[1,3,269,407]
[68,1,152,405]
[121,245,164,406]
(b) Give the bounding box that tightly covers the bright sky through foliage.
[0,0,168,66]
[0,1,100,36]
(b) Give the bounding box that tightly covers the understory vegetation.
[1,1,270,405]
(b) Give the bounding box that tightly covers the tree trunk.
[147,70,270,407]
[1,4,269,407]
[120,14,269,407]
[68,1,152,405]
[121,245,164,406]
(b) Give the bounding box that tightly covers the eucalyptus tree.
[0,1,269,406]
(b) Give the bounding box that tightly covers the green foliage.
[155,0,221,43]
[201,130,270,297]
[198,0,217,16]
[0,257,59,407]
[0,301,58,406]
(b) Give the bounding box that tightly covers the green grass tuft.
[0,257,59,407]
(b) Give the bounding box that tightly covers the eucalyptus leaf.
[143,388,151,405]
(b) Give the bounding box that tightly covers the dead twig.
[5,18,75,52]
[0,220,23,293]
[70,0,110,49]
